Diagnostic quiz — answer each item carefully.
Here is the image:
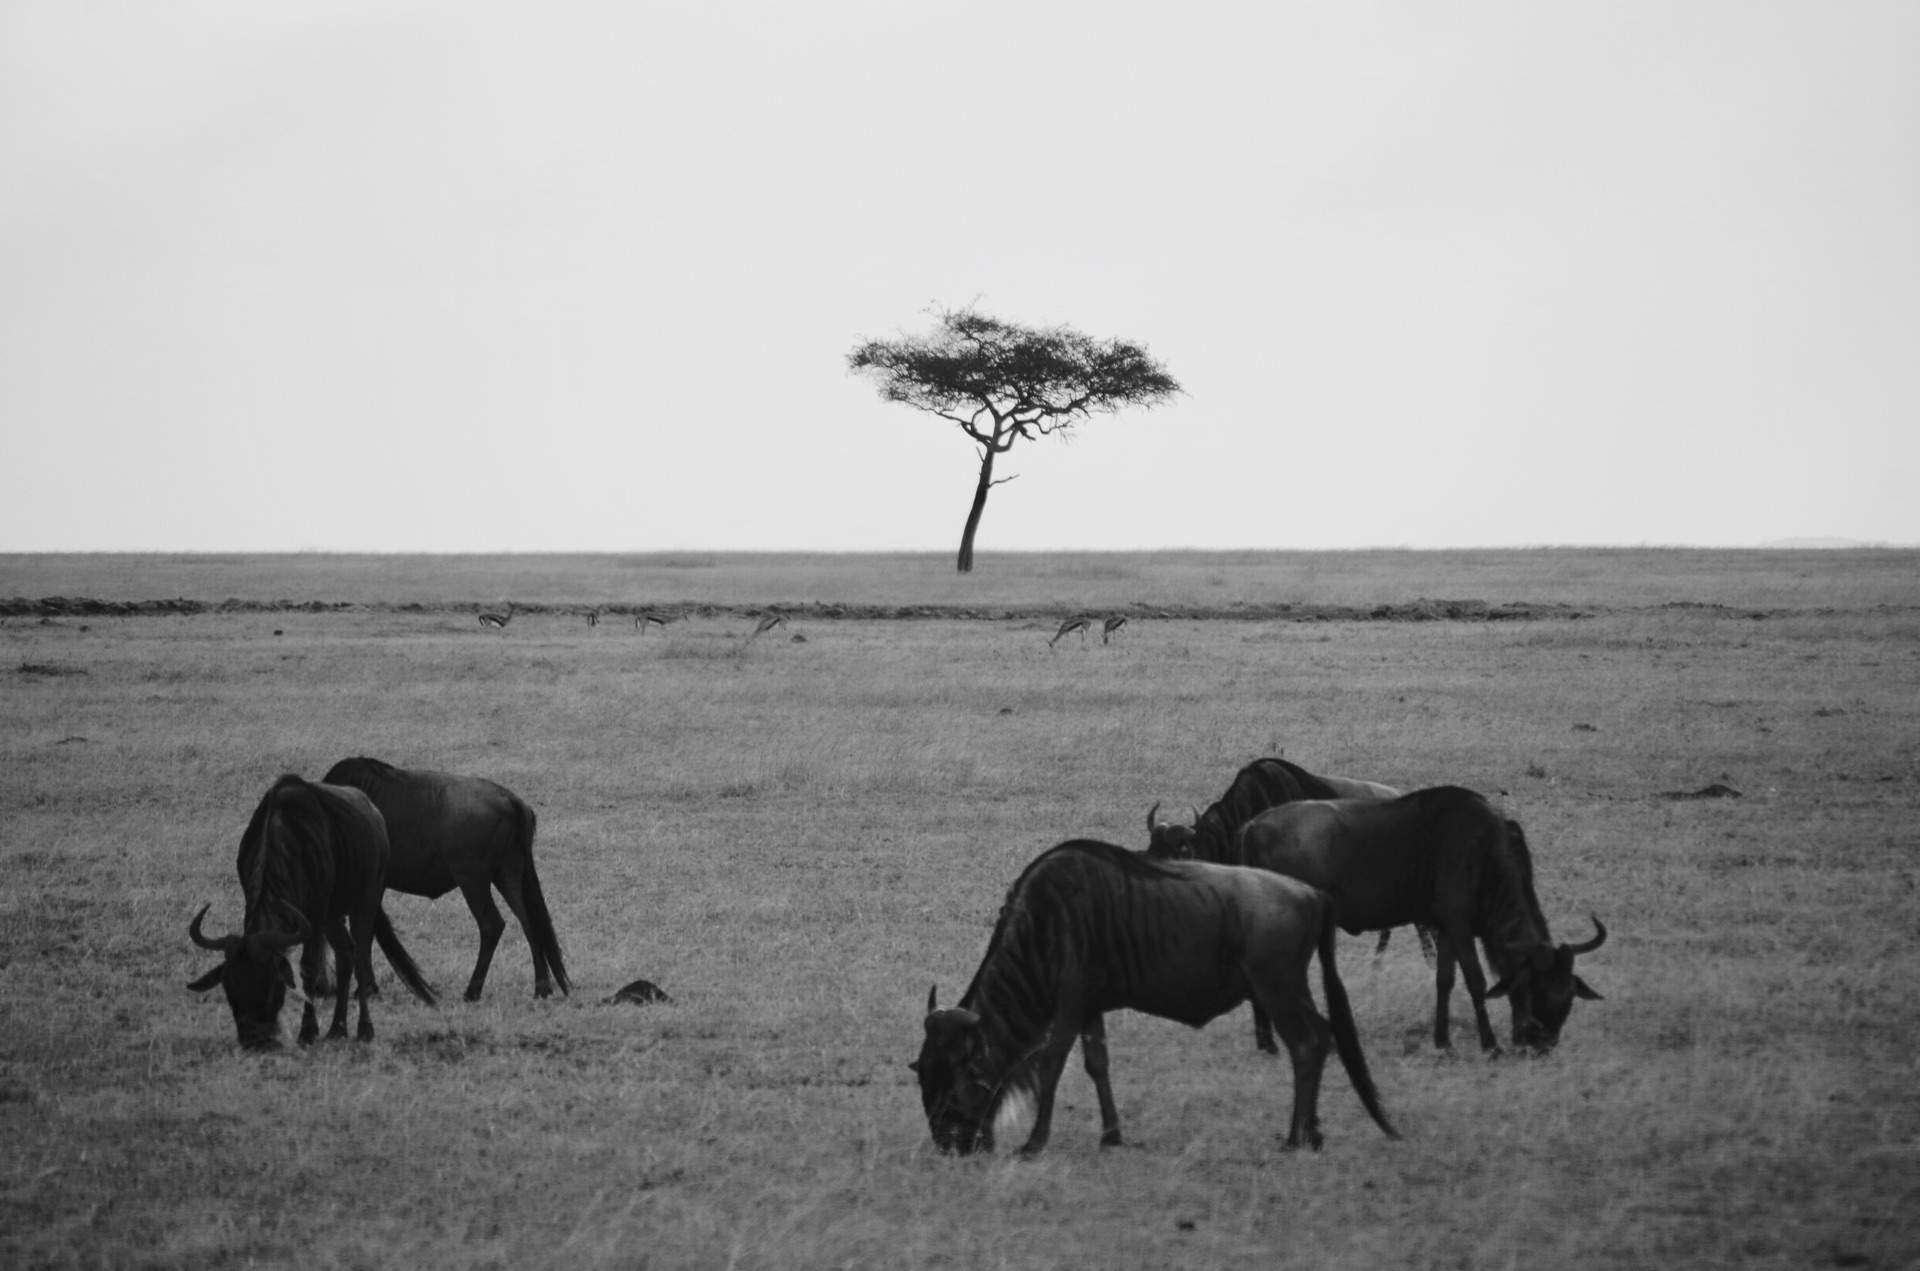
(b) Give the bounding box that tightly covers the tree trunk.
[956,447,995,574]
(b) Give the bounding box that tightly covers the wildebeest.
[188,775,437,1050]
[1236,787,1606,1053]
[321,757,570,1001]
[912,840,1398,1156]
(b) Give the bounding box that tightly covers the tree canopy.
[848,307,1180,572]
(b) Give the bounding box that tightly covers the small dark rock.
[1657,783,1743,800]
[604,979,672,1006]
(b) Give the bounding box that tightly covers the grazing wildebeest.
[1048,617,1089,648]
[321,757,570,1001]
[1237,787,1606,1054]
[188,775,437,1050]
[912,840,1397,1156]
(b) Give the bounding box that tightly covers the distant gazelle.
[1049,617,1090,648]
[477,603,517,630]
[752,613,789,638]
[1102,616,1128,644]
[635,613,671,633]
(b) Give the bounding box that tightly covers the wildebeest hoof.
[1099,1131,1123,1148]
[464,988,485,1003]
[604,978,671,1006]
[327,1026,349,1042]
[534,983,553,1000]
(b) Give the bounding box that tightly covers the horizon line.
[3,540,1915,557]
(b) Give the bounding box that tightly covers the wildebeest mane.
[237,776,385,939]
[959,841,1179,1008]
[320,756,406,799]
[238,776,321,937]
[958,840,1186,1062]
[1477,816,1550,959]
[1190,758,1341,864]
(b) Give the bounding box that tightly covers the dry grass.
[2,553,1917,1269]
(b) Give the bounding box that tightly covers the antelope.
[635,613,671,633]
[1102,616,1128,644]
[752,613,789,638]
[1049,617,1089,648]
[477,603,516,630]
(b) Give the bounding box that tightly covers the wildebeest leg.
[494,868,553,999]
[322,921,354,1040]
[349,910,378,1043]
[297,938,325,1046]
[1079,1014,1122,1147]
[1430,929,1459,1050]
[1249,1002,1278,1054]
[1249,975,1330,1150]
[1433,925,1499,1053]
[456,880,509,1002]
[1018,1010,1085,1158]
[1451,934,1502,1055]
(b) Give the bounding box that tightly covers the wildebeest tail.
[373,906,439,1005]
[1318,909,1398,1140]
[516,803,571,996]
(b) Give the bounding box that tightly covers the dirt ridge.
[2,594,1862,622]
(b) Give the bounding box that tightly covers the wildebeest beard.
[913,996,1050,1156]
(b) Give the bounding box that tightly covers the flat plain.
[3,550,1917,1270]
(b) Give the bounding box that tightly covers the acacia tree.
[848,307,1181,573]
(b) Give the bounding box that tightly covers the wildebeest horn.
[1189,804,1201,826]
[1564,914,1607,956]
[928,1006,980,1029]
[926,983,938,1013]
[1146,802,1161,832]
[188,903,241,953]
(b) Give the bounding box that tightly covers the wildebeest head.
[1487,916,1607,1053]
[911,985,999,1154]
[187,902,309,1051]
[1142,802,1201,860]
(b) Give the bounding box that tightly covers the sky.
[2,2,1916,552]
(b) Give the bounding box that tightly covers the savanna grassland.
[3,550,1917,1270]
